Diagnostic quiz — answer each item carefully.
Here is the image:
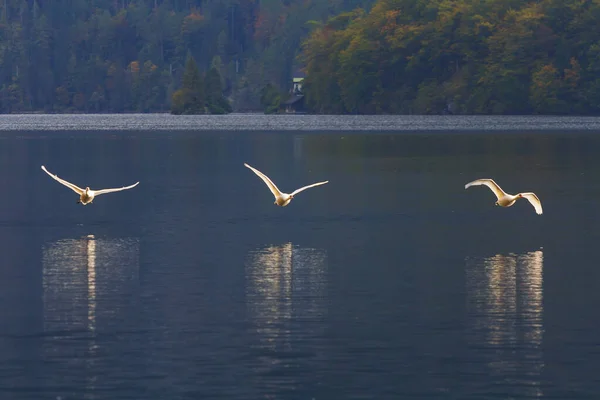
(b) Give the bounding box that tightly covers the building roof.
[282,94,304,105]
[293,69,306,79]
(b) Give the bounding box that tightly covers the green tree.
[0,0,374,113]
[530,64,566,114]
[171,54,205,114]
[204,66,232,114]
[259,83,281,114]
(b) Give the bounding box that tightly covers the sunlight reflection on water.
[42,235,140,333]
[245,242,327,396]
[42,235,139,400]
[465,250,544,398]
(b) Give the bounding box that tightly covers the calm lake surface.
[0,114,600,399]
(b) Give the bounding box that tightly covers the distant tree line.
[301,0,600,115]
[0,0,371,114]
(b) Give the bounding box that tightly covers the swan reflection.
[87,236,96,333]
[42,235,139,332]
[293,136,304,160]
[42,235,139,399]
[246,243,327,371]
[466,250,544,397]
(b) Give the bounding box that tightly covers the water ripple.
[1,113,600,131]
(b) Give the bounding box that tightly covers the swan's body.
[244,163,328,207]
[465,178,542,215]
[41,165,139,205]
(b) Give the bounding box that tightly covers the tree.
[530,64,567,114]
[300,0,600,114]
[11,0,600,114]
[204,66,232,114]
[0,0,376,113]
[171,54,205,114]
[259,83,281,113]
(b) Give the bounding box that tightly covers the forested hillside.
[0,0,370,113]
[301,0,600,115]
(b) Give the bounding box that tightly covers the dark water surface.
[0,115,599,399]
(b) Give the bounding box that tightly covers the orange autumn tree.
[301,0,600,114]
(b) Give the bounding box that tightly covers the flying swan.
[465,178,542,215]
[41,165,139,205]
[244,163,328,207]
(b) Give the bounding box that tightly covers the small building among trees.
[279,74,305,113]
[281,94,305,113]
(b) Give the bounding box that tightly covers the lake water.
[0,114,599,399]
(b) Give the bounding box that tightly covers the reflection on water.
[42,235,140,332]
[42,235,139,399]
[245,242,327,393]
[247,242,293,352]
[87,236,96,334]
[466,250,544,397]
[293,136,304,160]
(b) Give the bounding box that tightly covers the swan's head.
[85,187,90,193]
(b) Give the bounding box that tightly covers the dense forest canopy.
[301,0,600,115]
[0,0,371,113]
[3,0,598,115]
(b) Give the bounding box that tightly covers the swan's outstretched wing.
[465,178,506,200]
[94,182,139,196]
[244,163,282,198]
[519,192,543,215]
[41,165,84,195]
[291,181,329,196]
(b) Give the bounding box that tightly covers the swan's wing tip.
[125,182,140,189]
[521,193,543,215]
[465,179,486,187]
[464,180,480,189]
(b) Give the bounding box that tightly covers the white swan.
[465,178,542,215]
[244,163,328,207]
[41,165,139,205]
